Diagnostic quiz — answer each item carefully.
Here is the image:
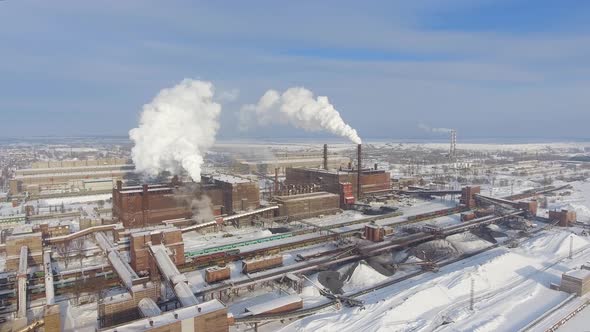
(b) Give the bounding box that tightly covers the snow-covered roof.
[207,174,251,184]
[243,255,282,264]
[119,187,172,194]
[174,282,198,307]
[83,178,114,183]
[244,294,302,316]
[564,269,590,281]
[100,300,225,331]
[138,297,162,317]
[15,169,131,179]
[16,164,133,174]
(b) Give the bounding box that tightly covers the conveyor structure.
[17,246,28,319]
[95,232,138,290]
[43,251,55,305]
[150,244,199,307]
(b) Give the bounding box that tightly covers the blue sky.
[0,0,589,141]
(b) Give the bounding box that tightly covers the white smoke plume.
[190,195,215,223]
[241,87,362,144]
[130,79,221,182]
[172,183,215,224]
[418,123,453,134]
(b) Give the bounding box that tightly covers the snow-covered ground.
[559,303,590,331]
[268,176,590,332]
[277,230,590,332]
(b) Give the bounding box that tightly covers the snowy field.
[275,230,590,332]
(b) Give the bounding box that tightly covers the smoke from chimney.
[129,79,221,182]
[240,87,362,144]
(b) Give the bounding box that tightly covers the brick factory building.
[235,152,350,175]
[560,268,590,296]
[113,174,260,229]
[284,167,391,202]
[5,232,43,271]
[201,174,261,213]
[129,228,184,274]
[100,299,229,332]
[460,186,481,209]
[273,192,340,220]
[98,281,161,328]
[549,209,577,227]
[9,158,133,195]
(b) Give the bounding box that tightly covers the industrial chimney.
[357,144,362,199]
[450,129,457,161]
[323,144,328,170]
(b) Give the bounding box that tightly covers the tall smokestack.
[357,144,362,200]
[323,144,328,170]
[450,129,457,161]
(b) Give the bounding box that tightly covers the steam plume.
[418,123,453,134]
[130,79,221,181]
[173,183,215,224]
[241,87,361,144]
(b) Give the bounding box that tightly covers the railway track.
[182,206,467,269]
[192,211,521,299]
[233,244,502,324]
[233,217,557,325]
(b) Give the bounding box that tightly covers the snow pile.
[566,203,590,222]
[240,87,361,144]
[280,229,590,332]
[448,233,495,254]
[381,286,452,326]
[300,273,322,298]
[343,262,388,291]
[409,239,460,261]
[130,79,221,181]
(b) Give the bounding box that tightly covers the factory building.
[560,268,590,296]
[5,232,43,271]
[100,299,229,332]
[460,186,481,208]
[549,209,577,227]
[201,174,261,213]
[112,175,260,229]
[9,158,134,195]
[129,228,184,274]
[98,281,161,327]
[273,192,341,220]
[284,167,391,202]
[235,152,350,175]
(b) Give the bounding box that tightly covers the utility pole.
[569,235,574,259]
[470,277,475,311]
[450,129,457,162]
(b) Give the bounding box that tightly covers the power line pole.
[470,277,475,311]
[569,235,574,259]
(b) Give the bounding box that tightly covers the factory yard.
[1,139,590,332]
